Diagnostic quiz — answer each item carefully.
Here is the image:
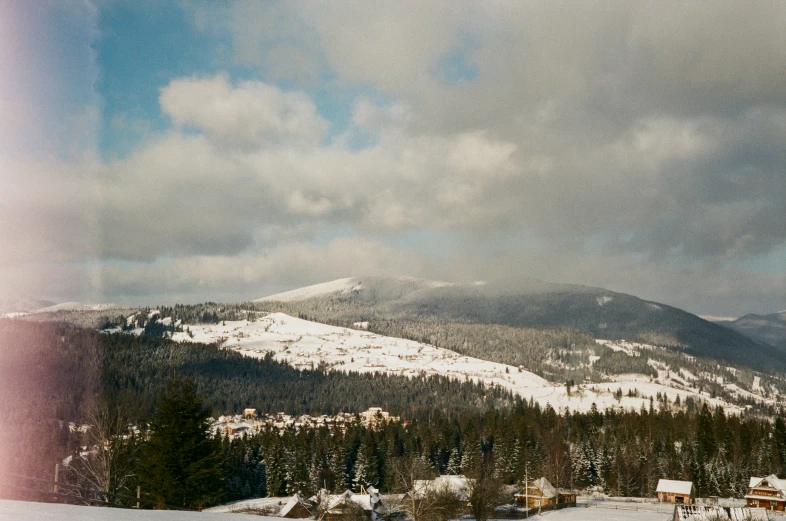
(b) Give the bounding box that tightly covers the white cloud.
[159,75,328,148]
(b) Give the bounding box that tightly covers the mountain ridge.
[257,276,786,373]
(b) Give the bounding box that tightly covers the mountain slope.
[257,276,786,373]
[721,311,786,351]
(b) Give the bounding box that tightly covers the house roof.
[325,488,381,513]
[748,475,786,494]
[532,477,557,498]
[279,495,310,517]
[413,475,473,501]
[656,479,694,495]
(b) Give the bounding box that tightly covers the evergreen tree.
[138,377,224,509]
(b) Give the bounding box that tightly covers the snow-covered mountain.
[720,311,786,350]
[256,276,784,373]
[170,312,769,414]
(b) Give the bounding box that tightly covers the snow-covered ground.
[0,499,675,521]
[170,313,748,414]
[528,502,674,521]
[0,499,275,520]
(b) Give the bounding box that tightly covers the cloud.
[159,75,328,148]
[2,1,784,317]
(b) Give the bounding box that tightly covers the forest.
[3,318,786,510]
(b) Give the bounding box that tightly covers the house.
[225,422,251,436]
[411,475,473,505]
[243,408,257,419]
[280,495,313,518]
[745,475,786,511]
[657,479,695,504]
[321,486,382,521]
[514,477,576,510]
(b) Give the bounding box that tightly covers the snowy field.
[0,499,275,520]
[170,312,746,413]
[0,499,680,521]
[0,499,675,521]
[528,503,674,521]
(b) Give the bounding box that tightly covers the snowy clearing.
[0,499,274,520]
[527,502,673,521]
[171,313,745,414]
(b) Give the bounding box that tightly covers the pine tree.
[446,447,461,475]
[138,377,224,509]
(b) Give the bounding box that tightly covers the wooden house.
[322,486,382,521]
[279,495,313,518]
[514,477,576,510]
[745,475,786,511]
[656,479,695,504]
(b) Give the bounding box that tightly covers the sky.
[0,0,784,317]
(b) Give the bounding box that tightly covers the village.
[203,409,786,520]
[204,473,786,520]
[212,407,402,438]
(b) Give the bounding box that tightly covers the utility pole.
[524,460,529,518]
[136,486,141,509]
[54,463,60,495]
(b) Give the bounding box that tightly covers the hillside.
[256,276,786,373]
[721,311,786,351]
[165,313,782,414]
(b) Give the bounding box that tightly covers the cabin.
[279,495,313,518]
[225,422,251,436]
[745,475,786,511]
[322,486,382,521]
[412,475,472,504]
[514,477,576,510]
[657,479,695,504]
[243,408,257,419]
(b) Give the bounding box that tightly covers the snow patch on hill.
[171,313,747,414]
[35,302,119,313]
[255,278,359,302]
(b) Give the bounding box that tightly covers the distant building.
[514,477,576,510]
[412,475,473,505]
[657,479,695,504]
[321,486,382,521]
[243,408,257,419]
[279,495,313,518]
[359,407,400,428]
[745,475,786,511]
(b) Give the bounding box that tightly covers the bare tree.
[466,464,505,521]
[66,405,138,505]
[390,456,462,521]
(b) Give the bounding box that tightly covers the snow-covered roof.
[656,479,693,495]
[532,477,557,498]
[413,475,472,501]
[279,495,311,517]
[748,474,786,494]
[325,488,381,513]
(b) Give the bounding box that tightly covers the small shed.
[657,479,695,504]
[280,495,313,518]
